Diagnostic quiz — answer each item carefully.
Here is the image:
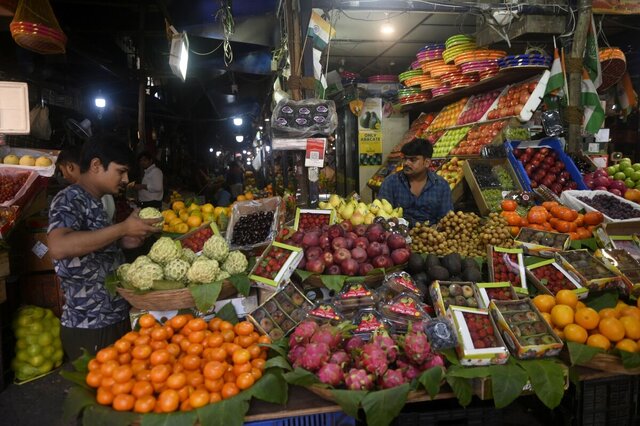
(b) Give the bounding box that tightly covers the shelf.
[396,67,547,114]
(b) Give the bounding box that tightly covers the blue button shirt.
[377,170,453,226]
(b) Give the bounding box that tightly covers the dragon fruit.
[372,333,398,363]
[403,329,431,365]
[310,324,343,350]
[289,320,319,348]
[345,368,374,390]
[397,357,421,381]
[379,369,406,389]
[317,363,344,386]
[420,354,444,370]
[299,342,330,371]
[329,351,350,368]
[345,336,365,354]
[288,345,306,367]
[361,343,388,376]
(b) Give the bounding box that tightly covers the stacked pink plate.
[368,75,398,83]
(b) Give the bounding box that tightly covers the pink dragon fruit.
[310,324,343,350]
[317,363,344,386]
[379,369,406,389]
[288,344,306,367]
[397,357,421,381]
[345,368,374,390]
[299,342,330,372]
[372,333,398,362]
[420,354,444,370]
[289,320,319,348]
[361,343,388,376]
[344,336,365,354]
[329,350,350,368]
[403,329,431,365]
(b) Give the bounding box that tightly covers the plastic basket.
[575,375,640,426]
[391,399,503,426]
[246,412,355,426]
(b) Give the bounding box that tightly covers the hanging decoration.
[10,0,67,54]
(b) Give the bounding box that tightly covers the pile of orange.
[85,314,270,413]
[533,291,640,353]
[236,192,255,202]
[501,200,604,240]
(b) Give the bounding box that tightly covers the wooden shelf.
[396,67,547,114]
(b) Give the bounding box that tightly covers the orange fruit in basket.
[575,308,600,330]
[599,308,620,319]
[598,317,626,342]
[615,339,639,353]
[555,290,578,309]
[186,215,202,228]
[533,295,556,313]
[586,333,611,350]
[564,324,588,344]
[619,316,640,340]
[576,301,587,310]
[551,305,574,328]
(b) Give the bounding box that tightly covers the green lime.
[28,354,45,367]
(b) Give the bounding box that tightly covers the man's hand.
[122,209,161,238]
[121,236,144,249]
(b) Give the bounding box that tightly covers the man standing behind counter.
[377,138,452,226]
[48,135,161,360]
[132,151,163,209]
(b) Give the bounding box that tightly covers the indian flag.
[307,10,336,50]
[584,16,602,89]
[545,47,565,98]
[581,70,605,135]
[616,72,638,118]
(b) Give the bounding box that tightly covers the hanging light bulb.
[381,13,394,34]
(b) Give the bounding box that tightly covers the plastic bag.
[271,99,337,138]
[29,105,51,140]
[0,167,38,207]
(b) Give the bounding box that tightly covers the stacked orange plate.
[10,21,67,54]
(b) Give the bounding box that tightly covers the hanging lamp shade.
[10,0,67,54]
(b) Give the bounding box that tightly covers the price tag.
[305,138,326,167]
[32,240,48,259]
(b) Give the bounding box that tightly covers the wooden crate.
[19,273,64,318]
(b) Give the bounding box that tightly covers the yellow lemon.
[201,203,214,214]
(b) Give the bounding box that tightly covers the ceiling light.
[233,117,243,126]
[216,151,222,157]
[235,135,244,143]
[265,146,271,152]
[95,97,106,108]
[380,23,394,34]
[242,150,247,154]
[169,32,189,82]
[209,147,214,153]
[264,118,270,122]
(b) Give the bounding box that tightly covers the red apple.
[328,224,344,240]
[339,220,352,233]
[367,242,383,258]
[354,237,369,250]
[390,248,410,265]
[323,251,334,267]
[351,247,368,263]
[386,233,406,250]
[359,263,374,275]
[326,264,341,275]
[334,248,352,262]
[331,237,347,251]
[340,258,359,276]
[306,258,325,274]
[305,246,323,261]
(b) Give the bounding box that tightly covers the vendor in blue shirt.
[377,138,453,226]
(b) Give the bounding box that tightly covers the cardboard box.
[525,259,587,299]
[226,196,282,251]
[555,249,631,293]
[487,245,528,295]
[515,227,570,256]
[293,208,335,231]
[476,282,519,308]
[430,280,482,317]
[489,299,563,359]
[449,306,509,366]
[249,241,303,290]
[462,158,523,216]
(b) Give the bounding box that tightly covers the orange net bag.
[10,0,67,54]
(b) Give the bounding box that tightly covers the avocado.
[462,258,480,272]
[461,267,482,283]
[425,254,441,270]
[408,253,426,274]
[450,276,462,281]
[442,253,462,276]
[413,272,428,287]
[429,265,450,281]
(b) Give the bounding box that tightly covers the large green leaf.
[283,367,323,387]
[265,356,292,371]
[72,350,92,374]
[196,394,251,426]
[585,291,619,311]
[216,302,238,324]
[249,369,288,405]
[418,366,444,399]
[140,411,197,426]
[440,348,460,366]
[518,359,565,409]
[82,404,139,426]
[261,342,288,359]
[446,365,491,379]
[319,275,350,292]
[294,269,313,281]
[570,238,598,251]
[60,370,90,388]
[105,273,119,297]
[189,282,222,313]
[488,363,528,408]
[445,376,473,407]
[620,350,640,369]
[361,383,411,426]
[329,389,367,420]
[62,386,96,425]
[228,274,251,296]
[566,341,603,366]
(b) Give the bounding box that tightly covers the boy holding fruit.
[48,134,161,360]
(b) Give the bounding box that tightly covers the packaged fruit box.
[175,222,219,253]
[449,306,510,366]
[248,281,314,340]
[430,280,482,317]
[293,208,335,231]
[475,282,519,308]
[525,258,586,298]
[249,241,304,290]
[554,249,632,294]
[597,248,640,292]
[462,158,523,216]
[351,308,392,338]
[333,282,377,319]
[0,168,38,208]
[378,292,428,331]
[515,227,570,256]
[305,302,345,325]
[226,196,282,251]
[488,246,528,295]
[489,299,563,359]
[485,72,548,122]
[432,126,471,158]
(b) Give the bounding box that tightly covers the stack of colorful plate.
[340,70,361,84]
[398,69,424,85]
[421,59,444,76]
[416,43,445,63]
[443,35,477,64]
[454,50,505,66]
[460,59,499,75]
[449,74,480,89]
[598,47,626,92]
[10,21,67,54]
[430,64,460,79]
[397,87,431,105]
[432,87,452,97]
[498,54,551,69]
[411,60,422,70]
[368,75,399,84]
[420,78,442,91]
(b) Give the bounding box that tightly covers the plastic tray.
[505,138,587,193]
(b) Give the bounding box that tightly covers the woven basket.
[116,280,237,311]
[307,384,429,402]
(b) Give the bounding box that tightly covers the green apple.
[632,171,640,181]
[633,163,640,171]
[615,171,627,180]
[625,178,636,188]
[607,166,618,175]
[635,181,640,189]
[620,158,632,168]
[624,167,636,178]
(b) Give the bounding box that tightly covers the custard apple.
[222,250,248,275]
[202,235,229,261]
[164,259,190,282]
[128,262,164,290]
[186,258,220,284]
[181,248,197,264]
[139,207,163,228]
[216,270,231,282]
[148,237,181,265]
[117,263,131,281]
